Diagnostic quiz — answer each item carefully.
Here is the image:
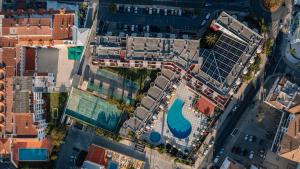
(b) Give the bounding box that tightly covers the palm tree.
[205,34,218,47]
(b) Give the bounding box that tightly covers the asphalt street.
[101,0,250,12]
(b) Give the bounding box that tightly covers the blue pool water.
[108,161,118,169]
[19,148,48,161]
[167,98,192,139]
[149,131,161,143]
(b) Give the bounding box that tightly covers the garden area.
[42,92,69,167]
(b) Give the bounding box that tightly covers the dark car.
[243,149,248,156]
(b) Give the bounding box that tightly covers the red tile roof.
[0,138,11,155]
[52,13,74,40]
[2,48,16,77]
[0,37,18,47]
[5,113,37,136]
[17,26,51,36]
[86,144,108,166]
[195,96,216,116]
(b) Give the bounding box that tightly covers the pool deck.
[149,82,209,150]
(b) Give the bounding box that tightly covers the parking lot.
[98,3,214,37]
[213,101,282,168]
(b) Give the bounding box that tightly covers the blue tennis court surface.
[19,148,48,161]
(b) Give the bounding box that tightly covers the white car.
[232,106,238,112]
[134,7,138,14]
[249,151,254,159]
[178,9,182,16]
[213,155,220,163]
[149,8,153,14]
[249,135,253,142]
[127,6,131,12]
[201,20,207,26]
[157,8,160,14]
[206,13,211,19]
[164,9,168,15]
[255,70,260,77]
[205,3,212,7]
[131,25,134,31]
[244,134,249,141]
[123,24,128,31]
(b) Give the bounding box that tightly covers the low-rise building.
[267,76,300,164]
[220,157,246,169]
[82,143,145,169]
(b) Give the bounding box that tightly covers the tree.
[205,34,218,47]
[242,72,252,81]
[50,127,66,146]
[263,39,274,56]
[250,56,262,72]
[263,0,283,11]
[258,18,267,33]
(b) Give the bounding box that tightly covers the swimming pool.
[167,98,192,139]
[149,131,161,143]
[19,148,48,161]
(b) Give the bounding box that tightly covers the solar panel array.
[200,34,248,84]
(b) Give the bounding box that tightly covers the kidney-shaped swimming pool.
[167,98,192,139]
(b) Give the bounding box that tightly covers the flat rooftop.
[98,3,207,37]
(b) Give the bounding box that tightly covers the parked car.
[134,7,138,14]
[206,13,211,19]
[205,3,212,6]
[178,9,182,16]
[243,149,248,156]
[249,135,253,142]
[213,155,220,164]
[149,8,153,14]
[244,134,249,141]
[164,9,168,15]
[201,20,207,26]
[249,150,254,159]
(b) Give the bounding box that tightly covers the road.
[102,0,250,12]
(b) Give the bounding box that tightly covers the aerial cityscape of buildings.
[0,0,299,169]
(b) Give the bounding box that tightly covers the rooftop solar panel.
[200,33,248,85]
